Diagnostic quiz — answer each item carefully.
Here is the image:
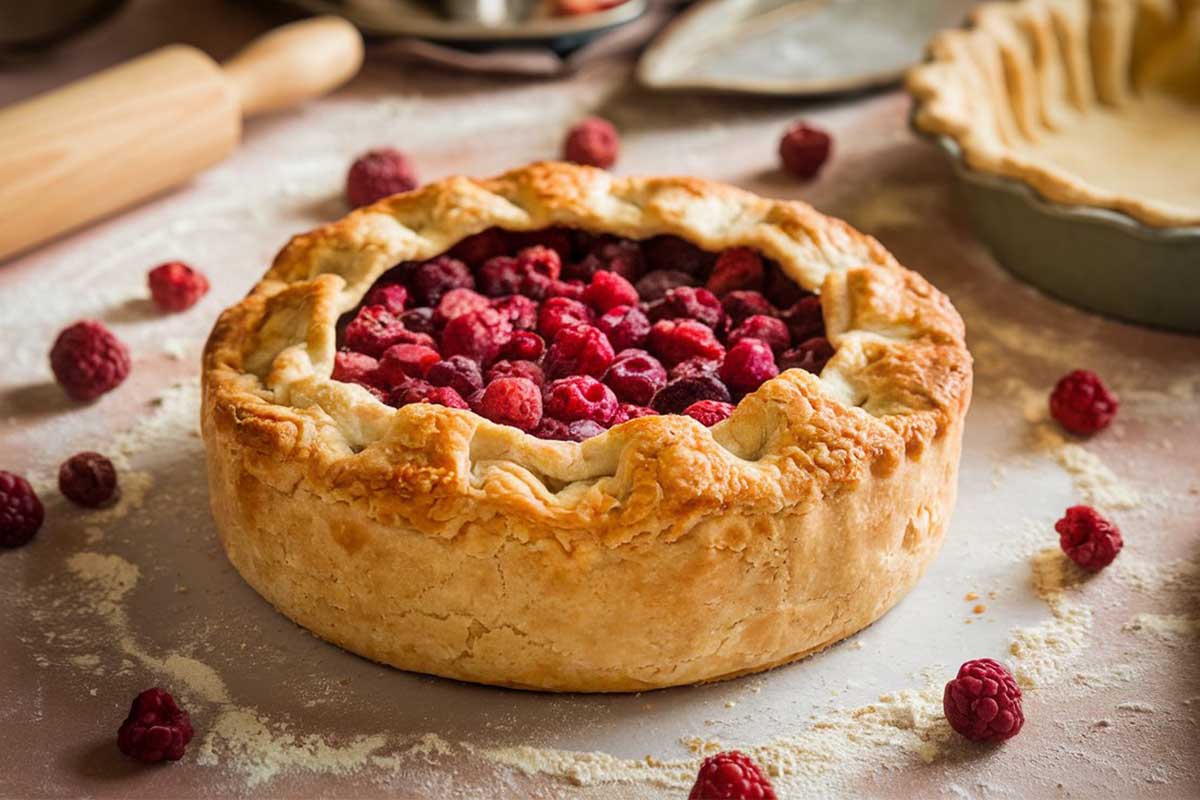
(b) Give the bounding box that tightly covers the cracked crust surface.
[201,162,972,691]
[908,0,1200,228]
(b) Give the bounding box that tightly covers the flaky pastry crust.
[202,162,971,691]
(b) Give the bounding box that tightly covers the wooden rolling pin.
[0,16,364,261]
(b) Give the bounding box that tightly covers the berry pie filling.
[333,228,833,441]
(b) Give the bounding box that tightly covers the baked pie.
[202,163,971,691]
[908,0,1200,228]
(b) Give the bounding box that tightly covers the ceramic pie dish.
[201,162,972,692]
[908,0,1200,333]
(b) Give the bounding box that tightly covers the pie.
[908,0,1200,228]
[201,162,972,692]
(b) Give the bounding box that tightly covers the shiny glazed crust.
[202,162,972,692]
[908,0,1200,228]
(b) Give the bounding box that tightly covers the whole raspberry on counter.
[147,262,209,312]
[59,452,119,508]
[117,688,194,763]
[778,121,832,180]
[688,750,776,800]
[50,320,131,402]
[562,116,619,169]
[1049,370,1119,435]
[943,658,1024,743]
[1,471,44,548]
[345,148,419,208]
[684,400,734,427]
[475,377,543,432]
[1055,505,1123,571]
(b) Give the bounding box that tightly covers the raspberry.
[406,255,474,306]
[720,339,778,394]
[478,246,562,298]
[567,420,606,440]
[688,750,777,800]
[400,307,436,336]
[721,291,774,328]
[648,319,726,366]
[502,330,545,361]
[650,287,725,330]
[596,305,650,352]
[0,471,44,548]
[378,344,441,386]
[475,377,543,432]
[58,452,118,508]
[476,257,522,297]
[147,262,209,312]
[544,324,615,380]
[728,315,791,355]
[1049,370,1119,435]
[616,403,657,422]
[635,270,696,302]
[546,279,587,301]
[332,350,382,389]
[441,308,512,365]
[364,283,408,315]
[943,658,1024,743]
[779,121,832,180]
[426,355,484,398]
[1055,505,1123,571]
[642,235,713,276]
[343,305,434,357]
[764,265,807,308]
[390,379,469,409]
[544,375,618,425]
[652,374,731,414]
[563,116,619,169]
[779,337,834,374]
[603,349,667,406]
[706,248,765,297]
[449,228,510,266]
[670,357,721,381]
[570,238,646,283]
[538,297,595,341]
[684,400,734,427]
[433,287,491,328]
[781,296,825,343]
[583,270,639,313]
[346,148,418,208]
[117,688,194,763]
[487,360,545,388]
[510,228,575,263]
[533,417,571,441]
[492,295,539,330]
[50,320,131,402]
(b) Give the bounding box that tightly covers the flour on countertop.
[1122,613,1200,641]
[1007,548,1093,689]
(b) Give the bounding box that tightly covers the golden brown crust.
[202,162,972,691]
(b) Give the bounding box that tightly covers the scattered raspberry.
[400,307,436,336]
[544,324,615,380]
[721,291,774,328]
[441,308,512,365]
[449,228,510,266]
[1055,505,1123,571]
[538,297,595,341]
[583,270,639,313]
[779,336,834,374]
[688,750,777,800]
[491,295,539,330]
[343,305,434,357]
[475,377,543,432]
[378,344,441,386]
[943,658,1025,743]
[364,283,408,315]
[779,121,832,180]
[487,359,545,388]
[390,379,469,409]
[684,400,734,427]
[728,315,791,355]
[58,452,118,508]
[651,374,732,414]
[706,248,764,297]
[781,296,825,343]
[563,116,619,169]
[0,471,44,548]
[603,349,667,406]
[346,148,418,208]
[670,357,721,382]
[1049,370,1119,435]
[502,330,545,361]
[434,288,491,327]
[147,262,209,312]
[650,287,725,330]
[642,235,713,276]
[648,319,726,366]
[426,355,484,399]
[406,255,475,306]
[544,375,618,425]
[117,688,194,763]
[596,305,650,352]
[332,350,382,389]
[571,238,646,283]
[635,269,697,302]
[721,338,779,394]
[50,320,131,402]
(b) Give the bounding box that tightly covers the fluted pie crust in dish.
[908,0,1200,228]
[201,162,972,692]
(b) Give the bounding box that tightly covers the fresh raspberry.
[688,750,777,800]
[1049,370,1119,435]
[406,255,475,306]
[779,337,834,374]
[544,375,618,425]
[722,291,775,328]
[583,270,639,313]
[642,235,713,276]
[491,295,539,330]
[563,116,619,169]
[364,283,408,315]
[648,319,726,366]
[475,377,543,432]
[1055,505,1123,571]
[603,349,667,406]
[533,417,571,441]
[510,228,575,263]
[651,374,732,414]
[426,355,484,398]
[538,297,595,341]
[669,357,721,382]
[389,379,469,409]
[728,315,791,355]
[433,288,491,328]
[650,287,725,330]
[764,265,808,308]
[449,228,510,266]
[440,308,512,365]
[596,305,650,352]
[779,121,832,180]
[516,245,563,282]
[570,238,646,283]
[635,270,696,302]
[706,248,765,297]
[720,338,779,394]
[0,471,44,548]
[147,262,209,312]
[684,400,734,427]
[346,148,419,208]
[378,344,441,386]
[616,403,657,422]
[50,320,132,402]
[487,360,545,388]
[943,658,1025,743]
[502,330,545,361]
[479,247,561,298]
[343,305,434,357]
[332,350,382,389]
[471,256,520,295]
[58,452,118,508]
[781,296,825,343]
[400,307,436,336]
[544,324,615,380]
[117,688,194,763]
[545,279,587,301]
